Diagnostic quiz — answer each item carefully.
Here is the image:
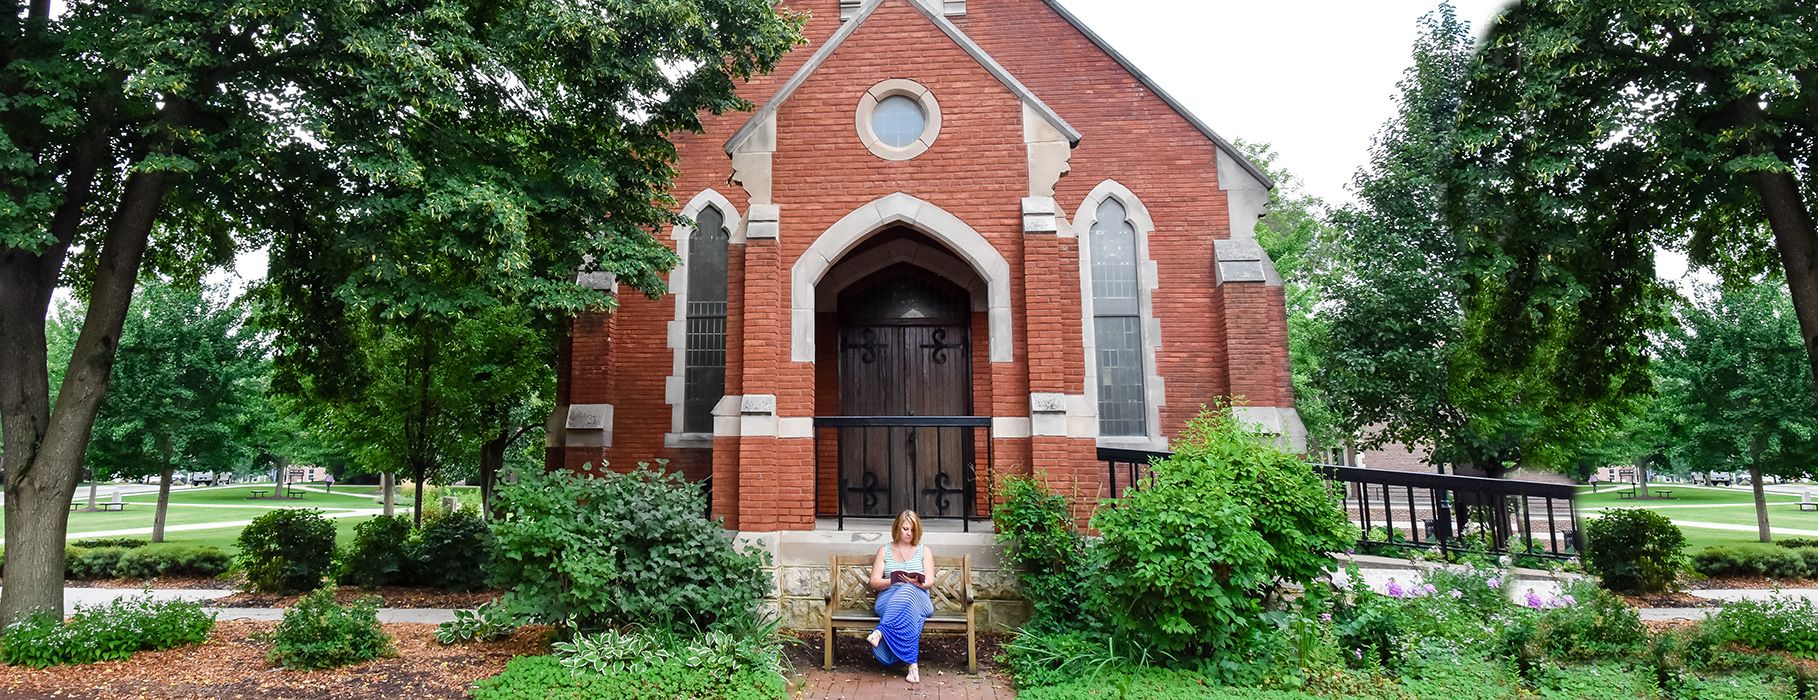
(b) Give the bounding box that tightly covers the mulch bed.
[61,577,235,590]
[210,587,502,610]
[1692,576,1816,590]
[1623,591,1724,608]
[0,621,552,700]
[788,629,1008,676]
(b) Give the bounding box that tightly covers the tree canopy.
[1450,0,1818,419]
[0,0,804,626]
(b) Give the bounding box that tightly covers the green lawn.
[121,484,379,510]
[62,514,376,553]
[1576,483,1801,508]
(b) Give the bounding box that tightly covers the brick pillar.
[735,219,817,531]
[1021,197,1098,526]
[1214,238,1303,450]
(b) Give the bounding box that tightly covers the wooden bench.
[823,553,975,673]
[68,502,126,511]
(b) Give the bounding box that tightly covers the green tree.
[0,0,802,625]
[1449,0,1818,431]
[81,280,263,542]
[1658,282,1818,542]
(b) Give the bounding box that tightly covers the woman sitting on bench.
[867,510,936,683]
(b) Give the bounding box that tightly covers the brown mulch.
[60,577,235,590]
[1642,619,1699,633]
[787,630,1008,676]
[1622,591,1724,608]
[210,587,502,610]
[0,621,552,700]
[1691,576,1816,590]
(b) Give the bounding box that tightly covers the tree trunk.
[0,168,174,626]
[412,462,425,528]
[85,476,98,511]
[152,465,174,544]
[1752,169,1818,401]
[480,431,505,521]
[1749,432,1770,543]
[381,471,394,517]
[1635,454,1651,499]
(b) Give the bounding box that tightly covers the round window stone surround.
[855,79,941,161]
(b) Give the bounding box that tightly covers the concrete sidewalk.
[0,586,460,623]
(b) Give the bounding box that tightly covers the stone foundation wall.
[736,529,1030,632]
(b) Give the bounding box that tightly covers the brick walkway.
[791,665,1014,700]
[788,631,1015,700]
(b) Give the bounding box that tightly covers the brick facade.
[553,0,1301,530]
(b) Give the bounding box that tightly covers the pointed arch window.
[682,206,729,434]
[1089,198,1145,437]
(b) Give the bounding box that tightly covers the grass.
[72,514,378,554]
[119,484,379,510]
[1576,483,1802,509]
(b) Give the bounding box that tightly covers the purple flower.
[1387,580,1405,598]
[1347,548,1356,555]
[1355,648,1363,660]
[1525,590,1544,609]
[1488,577,1501,589]
[1423,584,1438,595]
[1450,590,1464,599]
[1562,595,1577,606]
[1321,613,1333,622]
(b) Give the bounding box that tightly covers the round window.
[871,96,926,149]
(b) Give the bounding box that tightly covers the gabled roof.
[723,0,1083,156]
[1037,0,1274,189]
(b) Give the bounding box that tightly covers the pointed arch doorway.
[829,263,980,523]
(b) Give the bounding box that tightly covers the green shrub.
[70,537,147,549]
[253,585,396,670]
[1584,509,1686,594]
[1693,545,1815,580]
[339,515,413,589]
[1704,594,1818,658]
[993,473,1093,633]
[472,653,785,700]
[1774,537,1818,549]
[1533,581,1647,661]
[406,510,494,591]
[236,509,337,594]
[490,463,770,632]
[63,546,126,579]
[113,546,232,579]
[0,593,215,667]
[1090,405,1356,660]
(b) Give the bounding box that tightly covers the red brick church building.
[549,0,1300,533]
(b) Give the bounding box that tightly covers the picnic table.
[1653,489,1674,499]
[69,501,126,511]
[247,489,268,499]
[1617,488,1637,499]
[1800,494,1816,512]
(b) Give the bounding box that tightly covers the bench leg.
[967,609,976,675]
[824,622,834,671]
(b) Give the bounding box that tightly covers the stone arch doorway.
[816,228,984,521]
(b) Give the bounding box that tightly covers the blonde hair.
[891,510,923,546]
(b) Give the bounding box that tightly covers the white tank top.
[883,543,924,576]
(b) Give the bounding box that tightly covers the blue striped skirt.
[872,582,933,665]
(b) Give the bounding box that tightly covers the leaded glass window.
[682,206,729,434]
[1090,198,1145,436]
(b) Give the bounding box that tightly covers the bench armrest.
[961,582,975,608]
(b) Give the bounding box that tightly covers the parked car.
[187,471,228,486]
[1692,471,1736,486]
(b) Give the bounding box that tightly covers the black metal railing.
[814,416,993,531]
[1097,448,1581,561]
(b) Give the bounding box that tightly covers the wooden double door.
[835,267,975,518]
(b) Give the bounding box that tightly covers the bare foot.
[867,630,882,648]
[906,664,920,683]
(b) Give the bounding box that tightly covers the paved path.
[792,665,1011,700]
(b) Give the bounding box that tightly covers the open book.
[889,570,926,586]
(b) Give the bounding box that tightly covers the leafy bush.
[70,537,147,549]
[0,593,215,667]
[1532,581,1647,661]
[339,515,413,589]
[1692,545,1816,580]
[1774,537,1818,549]
[63,546,126,579]
[1584,509,1686,594]
[553,624,787,681]
[993,473,1093,633]
[471,654,785,700]
[253,585,396,670]
[1704,594,1818,658]
[490,463,770,632]
[1091,406,1356,659]
[114,546,232,579]
[407,510,494,591]
[435,601,517,644]
[237,508,337,594]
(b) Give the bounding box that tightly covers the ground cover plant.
[0,593,214,667]
[252,586,396,670]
